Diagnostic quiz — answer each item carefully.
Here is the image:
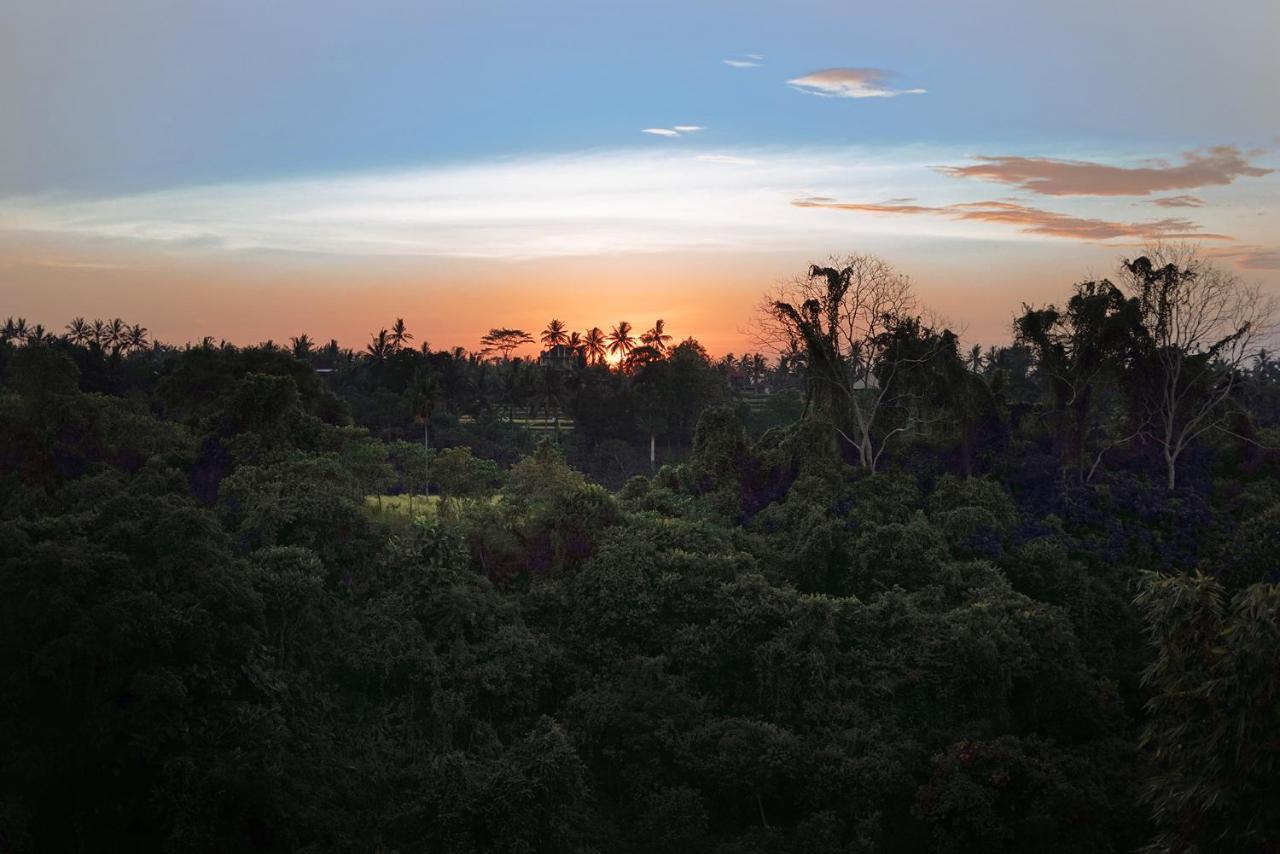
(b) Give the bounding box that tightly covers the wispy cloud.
[786,68,925,99]
[792,196,1233,242]
[937,146,1272,196]
[3,146,1264,265]
[643,126,704,137]
[1148,194,1207,208]
[1,149,907,259]
[696,154,757,165]
[1205,245,1280,270]
[723,54,763,68]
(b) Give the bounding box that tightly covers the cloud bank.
[2,146,1267,266]
[938,146,1272,196]
[1,149,922,259]
[787,68,925,99]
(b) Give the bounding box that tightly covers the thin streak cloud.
[696,154,757,165]
[1148,195,1207,208]
[1206,245,1280,271]
[792,196,1233,242]
[642,126,704,137]
[786,68,926,99]
[937,146,1273,196]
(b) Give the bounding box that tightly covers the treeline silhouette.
[1,247,1278,853]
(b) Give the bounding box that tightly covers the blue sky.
[5,0,1277,193]
[2,0,1278,350]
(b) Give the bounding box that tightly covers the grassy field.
[458,413,575,434]
[363,494,441,519]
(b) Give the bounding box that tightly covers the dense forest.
[2,248,1278,853]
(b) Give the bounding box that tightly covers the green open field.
[363,494,440,519]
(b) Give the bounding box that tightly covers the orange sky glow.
[0,233,1156,356]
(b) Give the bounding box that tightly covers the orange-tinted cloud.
[1205,245,1280,271]
[791,196,1232,242]
[937,146,1272,196]
[786,68,925,99]
[1148,194,1206,208]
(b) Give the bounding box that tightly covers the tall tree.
[65,317,91,345]
[541,319,569,348]
[124,324,149,353]
[367,328,392,363]
[480,328,534,361]
[291,334,314,360]
[1121,247,1275,490]
[583,327,608,365]
[390,318,413,352]
[641,319,672,353]
[763,254,928,473]
[607,321,636,362]
[3,317,29,344]
[1015,279,1145,482]
[106,318,126,354]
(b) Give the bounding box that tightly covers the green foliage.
[1221,503,1280,588]
[1136,572,1280,853]
[6,344,80,400]
[915,736,1143,854]
[6,307,1279,853]
[433,445,504,497]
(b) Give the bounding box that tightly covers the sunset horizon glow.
[3,0,1277,355]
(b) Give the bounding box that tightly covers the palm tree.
[106,318,125,354]
[541,319,569,348]
[967,343,983,373]
[90,319,107,348]
[607,321,635,362]
[367,329,391,363]
[566,330,583,353]
[291,334,314,360]
[641,319,672,353]
[125,324,149,352]
[390,318,413,352]
[583,327,607,365]
[27,323,53,345]
[66,317,91,345]
[3,317,29,344]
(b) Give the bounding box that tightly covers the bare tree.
[758,253,931,473]
[1120,244,1276,490]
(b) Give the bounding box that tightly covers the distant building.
[539,344,583,370]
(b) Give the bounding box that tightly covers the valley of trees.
[1,247,1278,853]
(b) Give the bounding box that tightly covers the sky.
[1,0,1278,355]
